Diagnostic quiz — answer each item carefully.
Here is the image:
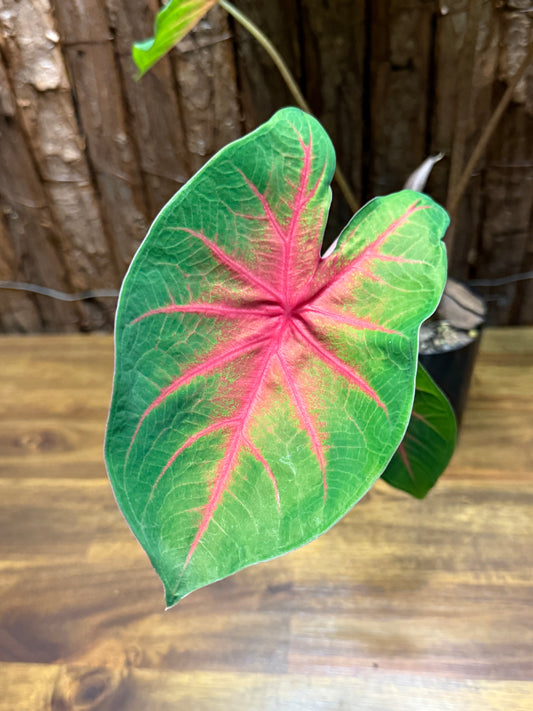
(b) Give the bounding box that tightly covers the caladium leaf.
[105,107,449,606]
[132,0,219,77]
[382,364,457,499]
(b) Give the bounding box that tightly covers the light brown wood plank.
[0,217,41,333]
[1,664,532,711]
[0,0,119,331]
[0,329,532,708]
[171,5,242,174]
[0,59,79,331]
[51,0,149,273]
[103,0,193,215]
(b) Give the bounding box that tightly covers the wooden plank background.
[0,328,532,709]
[0,0,532,332]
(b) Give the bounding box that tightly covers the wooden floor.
[0,328,532,710]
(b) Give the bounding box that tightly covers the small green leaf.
[132,0,219,77]
[382,365,457,499]
[105,108,449,605]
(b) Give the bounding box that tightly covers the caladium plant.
[105,107,449,606]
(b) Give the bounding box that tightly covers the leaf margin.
[104,107,450,605]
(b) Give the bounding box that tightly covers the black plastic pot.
[419,330,482,426]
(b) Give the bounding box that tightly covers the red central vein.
[302,306,400,335]
[183,321,288,569]
[128,330,272,452]
[144,417,239,513]
[405,432,433,451]
[348,202,428,269]
[291,319,386,411]
[132,302,281,323]
[397,443,415,482]
[410,410,452,441]
[306,202,431,306]
[411,409,443,438]
[238,171,287,245]
[277,352,327,499]
[283,138,313,302]
[292,164,330,300]
[178,227,281,301]
[243,435,280,509]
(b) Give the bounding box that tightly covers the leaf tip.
[164,586,184,610]
[131,42,152,78]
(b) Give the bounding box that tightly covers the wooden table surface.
[0,328,532,710]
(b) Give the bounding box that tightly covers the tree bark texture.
[0,0,531,331]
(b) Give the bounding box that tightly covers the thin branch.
[219,0,359,214]
[447,43,533,219]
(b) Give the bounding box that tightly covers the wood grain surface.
[0,328,532,710]
[1,1,532,331]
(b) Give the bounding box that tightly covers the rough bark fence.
[0,0,531,331]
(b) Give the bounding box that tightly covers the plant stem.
[219,0,359,214]
[446,43,533,220]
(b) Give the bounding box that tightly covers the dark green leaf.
[382,365,457,499]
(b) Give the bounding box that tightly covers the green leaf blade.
[132,0,219,77]
[105,108,449,605]
[382,365,458,499]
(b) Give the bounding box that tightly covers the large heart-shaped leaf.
[382,364,457,499]
[105,108,448,606]
[132,0,219,77]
